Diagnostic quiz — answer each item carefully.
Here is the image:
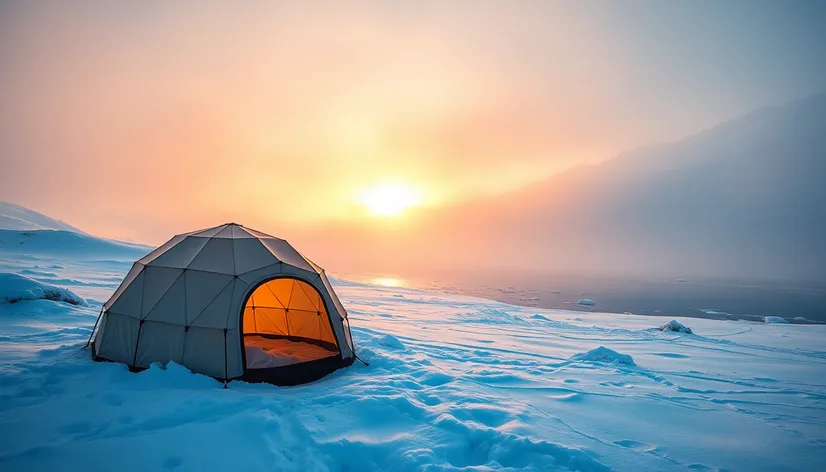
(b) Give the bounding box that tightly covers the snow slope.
[0,229,151,261]
[0,201,86,233]
[0,252,825,471]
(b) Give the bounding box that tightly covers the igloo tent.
[88,223,355,386]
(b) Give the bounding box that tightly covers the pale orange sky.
[1,1,823,253]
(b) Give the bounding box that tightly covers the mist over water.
[346,270,826,324]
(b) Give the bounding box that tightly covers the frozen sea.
[1,250,825,471]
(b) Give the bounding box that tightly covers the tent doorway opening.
[242,277,340,371]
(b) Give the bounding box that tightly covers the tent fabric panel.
[143,273,186,324]
[212,225,235,239]
[249,283,283,309]
[138,235,185,265]
[141,266,184,317]
[187,238,235,274]
[146,236,210,269]
[232,238,279,274]
[342,317,354,352]
[278,264,320,283]
[320,271,348,318]
[225,278,250,330]
[185,270,234,322]
[225,328,244,378]
[265,278,294,308]
[189,278,234,327]
[237,263,282,284]
[108,270,145,319]
[242,307,256,333]
[92,310,107,348]
[104,262,145,310]
[259,238,316,273]
[248,307,288,335]
[135,321,185,368]
[316,276,352,359]
[231,226,257,239]
[287,280,321,312]
[182,326,227,379]
[96,312,140,365]
[286,310,324,341]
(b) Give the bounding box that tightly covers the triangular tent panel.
[140,267,184,318]
[108,270,145,318]
[232,238,279,274]
[144,274,186,324]
[91,223,355,386]
[105,262,144,311]
[148,236,210,269]
[184,270,234,322]
[188,238,235,273]
[139,235,186,266]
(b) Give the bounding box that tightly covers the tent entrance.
[242,278,340,370]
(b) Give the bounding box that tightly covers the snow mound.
[571,346,636,366]
[763,316,789,324]
[378,333,405,349]
[0,273,87,306]
[577,298,596,306]
[659,320,693,334]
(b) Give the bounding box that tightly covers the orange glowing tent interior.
[242,278,339,365]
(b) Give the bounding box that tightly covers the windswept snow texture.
[658,320,693,334]
[1,255,826,471]
[0,273,86,306]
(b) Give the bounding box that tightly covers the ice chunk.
[762,316,788,324]
[572,346,635,366]
[658,320,693,334]
[577,298,596,307]
[0,273,87,306]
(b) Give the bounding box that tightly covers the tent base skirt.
[240,354,354,386]
[91,341,354,386]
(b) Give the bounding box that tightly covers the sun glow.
[360,183,420,216]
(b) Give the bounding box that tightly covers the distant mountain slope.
[0,229,151,260]
[0,202,152,260]
[0,201,86,233]
[485,91,826,281]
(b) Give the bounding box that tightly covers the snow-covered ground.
[1,251,825,471]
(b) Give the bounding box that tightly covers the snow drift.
[571,346,636,366]
[0,273,87,306]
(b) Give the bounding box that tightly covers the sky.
[1,1,825,274]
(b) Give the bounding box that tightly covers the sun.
[360,183,419,216]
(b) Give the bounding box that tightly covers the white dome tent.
[88,223,355,385]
